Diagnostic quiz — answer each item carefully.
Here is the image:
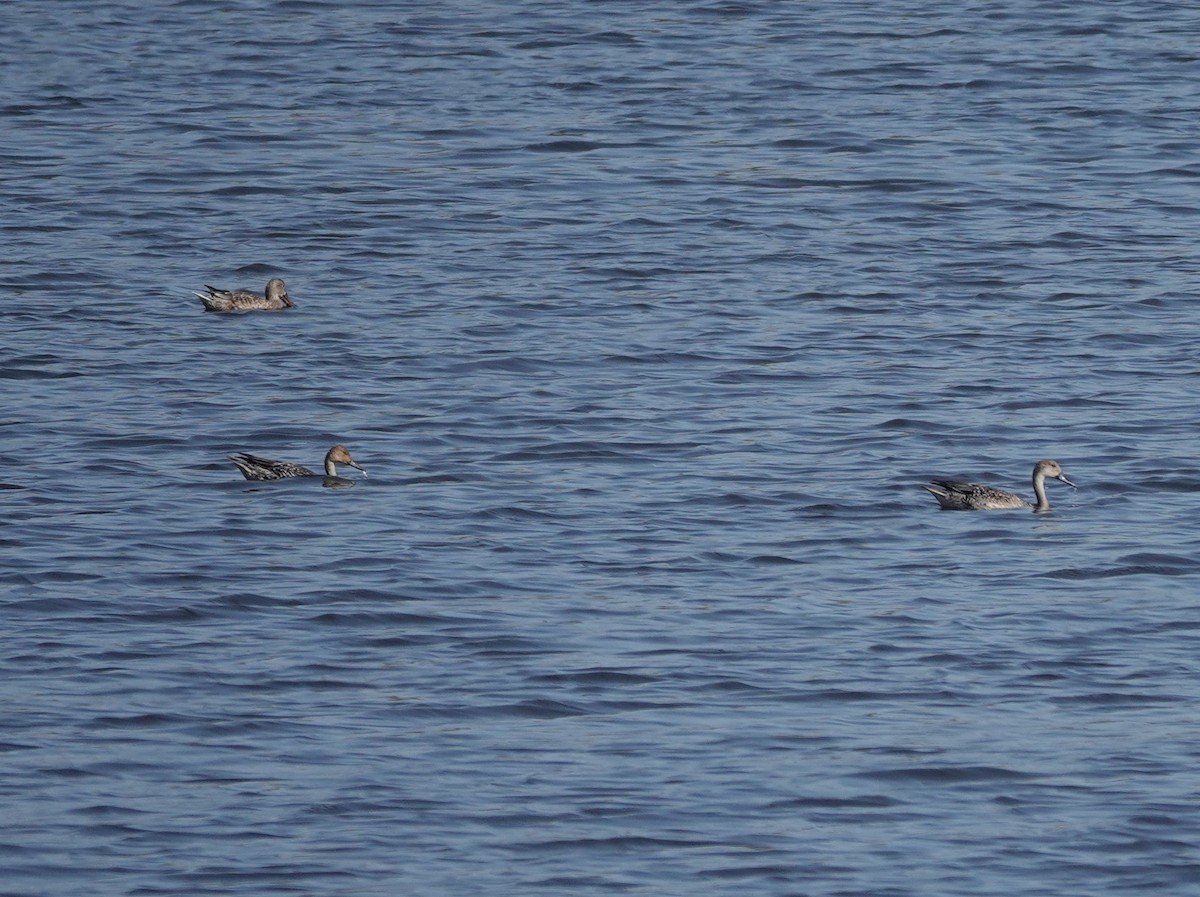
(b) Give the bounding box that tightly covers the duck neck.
[1031,472,1051,512]
[324,455,338,477]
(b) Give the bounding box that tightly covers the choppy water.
[4,2,1200,895]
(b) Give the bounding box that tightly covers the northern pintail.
[195,278,294,312]
[229,445,367,482]
[923,459,1075,511]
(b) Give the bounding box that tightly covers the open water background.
[4,1,1200,894]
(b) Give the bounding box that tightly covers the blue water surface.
[3,2,1200,895]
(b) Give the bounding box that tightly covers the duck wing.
[229,453,315,480]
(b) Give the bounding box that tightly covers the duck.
[194,278,294,312]
[229,445,366,483]
[922,459,1075,512]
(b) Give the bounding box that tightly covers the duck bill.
[351,462,367,477]
[1058,474,1077,489]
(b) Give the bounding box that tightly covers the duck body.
[923,459,1075,512]
[229,445,366,482]
[195,278,293,312]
